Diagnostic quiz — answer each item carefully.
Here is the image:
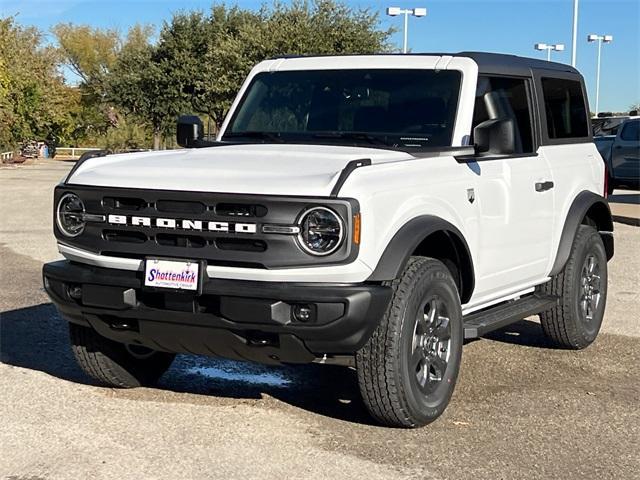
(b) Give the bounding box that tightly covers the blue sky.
[3,0,638,112]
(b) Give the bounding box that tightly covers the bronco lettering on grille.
[107,214,257,233]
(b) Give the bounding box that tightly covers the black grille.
[156,199,207,214]
[216,238,267,252]
[216,203,267,218]
[156,233,207,248]
[56,185,359,269]
[103,197,147,211]
[103,230,147,244]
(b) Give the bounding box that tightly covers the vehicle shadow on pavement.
[481,319,556,349]
[0,303,88,383]
[0,304,559,424]
[0,303,375,425]
[164,356,376,425]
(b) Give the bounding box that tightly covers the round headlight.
[298,207,344,256]
[57,193,86,237]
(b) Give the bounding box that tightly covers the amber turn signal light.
[353,213,361,245]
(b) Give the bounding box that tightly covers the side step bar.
[463,294,558,339]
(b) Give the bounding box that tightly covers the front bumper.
[57,242,375,283]
[43,261,391,365]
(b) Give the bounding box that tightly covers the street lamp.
[534,43,566,61]
[571,0,579,67]
[386,6,427,54]
[587,34,613,116]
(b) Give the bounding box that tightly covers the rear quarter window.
[541,78,589,139]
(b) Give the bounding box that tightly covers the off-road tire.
[69,324,175,388]
[539,225,608,349]
[356,257,463,428]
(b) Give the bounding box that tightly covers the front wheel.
[356,257,463,428]
[69,324,175,388]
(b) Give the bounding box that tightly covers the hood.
[67,144,413,197]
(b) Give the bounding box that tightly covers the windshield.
[222,69,461,150]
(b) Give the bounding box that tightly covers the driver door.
[470,76,555,300]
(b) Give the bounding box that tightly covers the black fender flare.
[367,215,475,303]
[550,191,614,276]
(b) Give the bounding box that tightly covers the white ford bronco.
[44,52,614,427]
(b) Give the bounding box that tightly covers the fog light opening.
[67,284,82,300]
[292,304,314,323]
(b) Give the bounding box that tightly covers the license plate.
[144,258,200,291]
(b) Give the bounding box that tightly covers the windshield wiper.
[311,132,391,147]
[224,131,284,143]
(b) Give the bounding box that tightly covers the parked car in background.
[19,140,39,158]
[592,113,635,163]
[593,115,640,193]
[592,112,637,137]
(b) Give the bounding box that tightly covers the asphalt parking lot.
[1,160,638,480]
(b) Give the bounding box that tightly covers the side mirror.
[473,118,516,155]
[177,115,204,148]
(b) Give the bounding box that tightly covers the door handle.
[535,181,554,192]
[614,145,623,149]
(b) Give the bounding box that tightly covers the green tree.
[189,6,261,130]
[108,0,392,147]
[0,17,79,151]
[193,1,393,131]
[52,23,120,97]
[52,23,154,146]
[108,17,201,150]
[266,0,391,56]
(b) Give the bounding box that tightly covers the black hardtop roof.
[274,51,581,77]
[457,51,580,76]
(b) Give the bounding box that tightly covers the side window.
[541,77,589,139]
[471,76,534,154]
[620,120,640,142]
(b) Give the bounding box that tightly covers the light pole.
[571,0,579,67]
[386,7,427,53]
[534,43,566,61]
[587,34,613,116]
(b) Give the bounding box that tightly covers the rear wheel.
[69,324,175,388]
[356,257,463,428]
[539,225,608,349]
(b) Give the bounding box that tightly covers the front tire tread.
[357,257,461,428]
